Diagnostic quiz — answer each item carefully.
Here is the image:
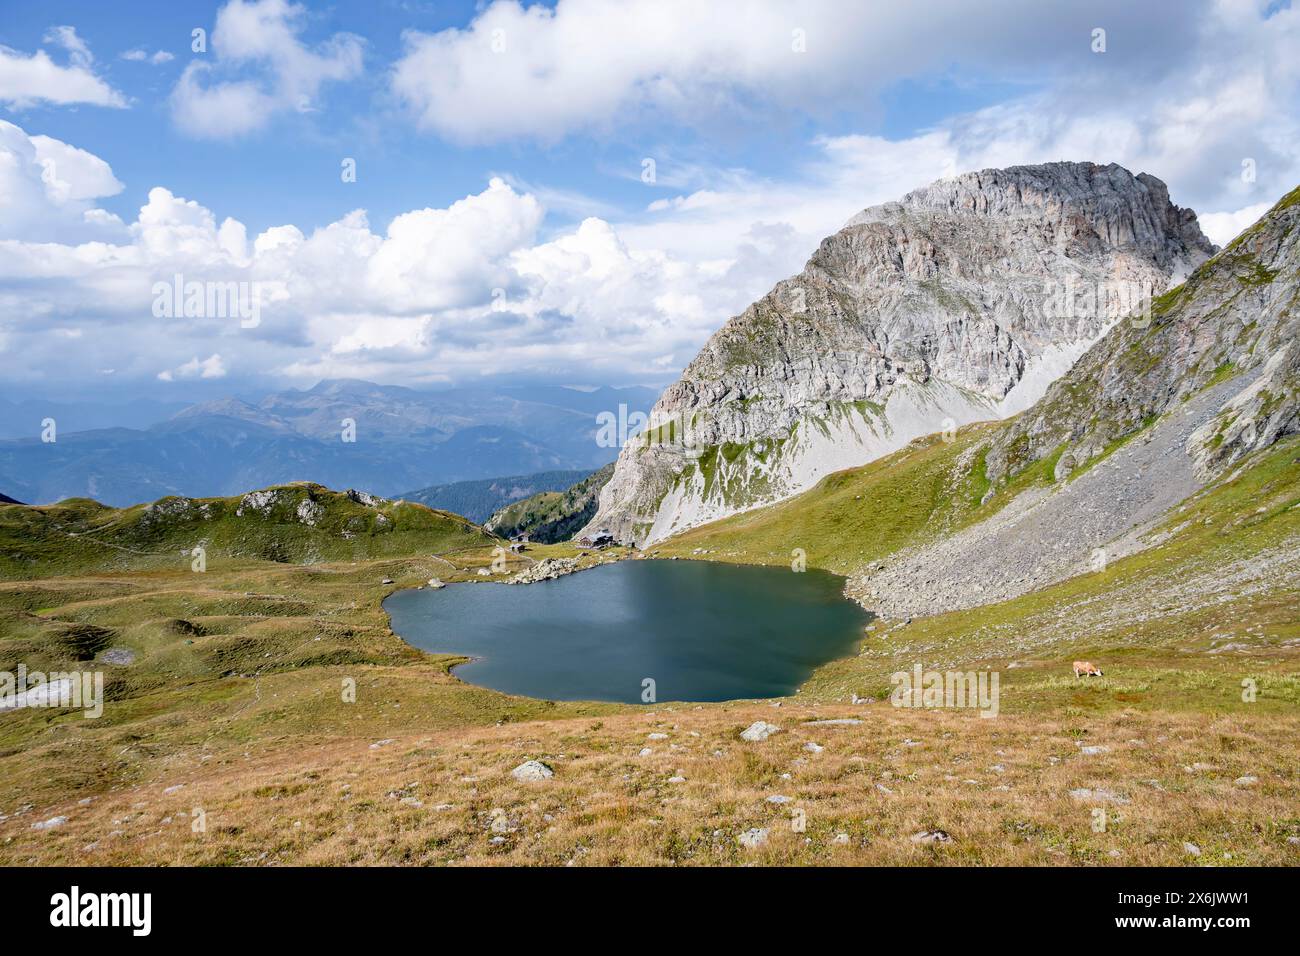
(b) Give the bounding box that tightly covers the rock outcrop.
[507,557,581,584]
[584,162,1215,545]
[850,184,1300,619]
[984,185,1300,486]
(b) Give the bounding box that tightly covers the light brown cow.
[1073,661,1104,677]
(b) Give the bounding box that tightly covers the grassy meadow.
[0,443,1297,865]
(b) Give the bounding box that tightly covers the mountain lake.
[385,559,872,703]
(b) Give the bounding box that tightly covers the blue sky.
[1,0,1047,238]
[2,0,570,235]
[0,0,1296,403]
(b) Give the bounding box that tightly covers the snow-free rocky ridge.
[584,162,1215,546]
[851,183,1300,618]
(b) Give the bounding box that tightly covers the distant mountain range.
[0,379,656,507]
[0,397,191,440]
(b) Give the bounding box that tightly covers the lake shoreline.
[386,558,872,704]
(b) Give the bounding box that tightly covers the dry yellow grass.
[4,699,1296,866]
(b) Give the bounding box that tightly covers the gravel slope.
[849,375,1255,618]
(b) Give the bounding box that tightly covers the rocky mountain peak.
[585,161,1216,546]
[851,162,1213,270]
[984,184,1300,487]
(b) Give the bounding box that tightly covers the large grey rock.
[1068,787,1130,804]
[740,721,780,742]
[510,760,554,782]
[508,558,580,585]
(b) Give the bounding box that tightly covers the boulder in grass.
[511,760,554,782]
[740,721,780,742]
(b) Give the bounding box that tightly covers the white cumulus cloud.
[0,117,791,393]
[390,0,1203,143]
[170,0,363,138]
[0,121,126,243]
[2,0,1298,397]
[0,26,126,108]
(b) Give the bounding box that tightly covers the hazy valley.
[0,381,653,507]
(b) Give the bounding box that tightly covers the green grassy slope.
[655,417,1300,716]
[486,462,615,542]
[813,437,1300,698]
[0,546,621,821]
[0,482,495,580]
[649,421,1033,573]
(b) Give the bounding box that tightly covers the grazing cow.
[1073,661,1104,677]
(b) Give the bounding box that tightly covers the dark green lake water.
[384,559,871,703]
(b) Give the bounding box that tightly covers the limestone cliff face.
[983,184,1300,488]
[586,162,1216,545]
[848,185,1300,621]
